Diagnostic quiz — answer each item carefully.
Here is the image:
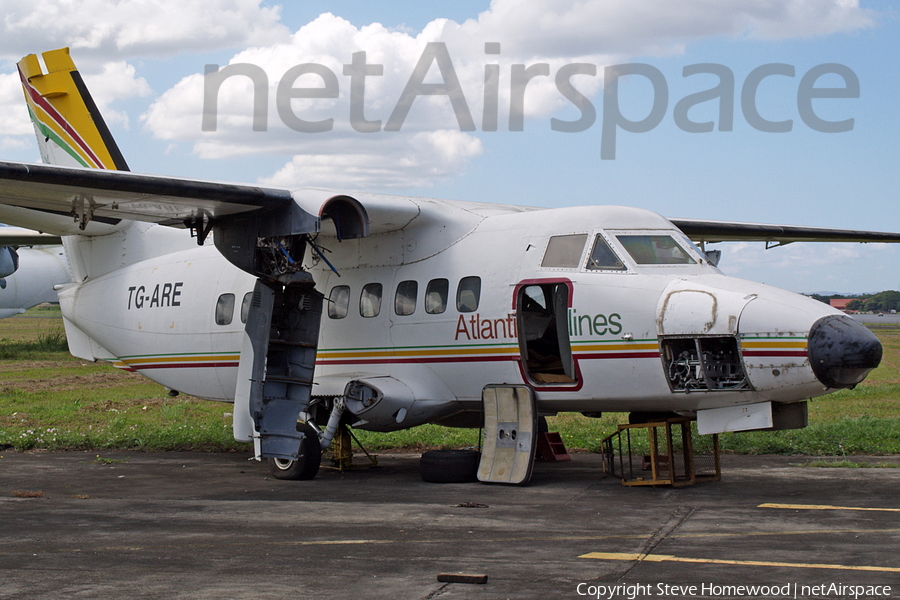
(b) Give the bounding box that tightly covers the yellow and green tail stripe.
[18,47,129,171]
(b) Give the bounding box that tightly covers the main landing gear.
[267,422,322,480]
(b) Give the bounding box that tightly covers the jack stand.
[323,424,378,471]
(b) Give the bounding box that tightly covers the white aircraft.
[0,228,68,318]
[1,48,896,482]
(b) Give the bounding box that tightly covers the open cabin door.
[516,281,576,385]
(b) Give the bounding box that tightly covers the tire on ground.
[420,449,480,483]
[267,422,322,480]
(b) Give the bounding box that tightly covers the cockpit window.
[616,235,696,265]
[541,234,587,268]
[586,235,627,271]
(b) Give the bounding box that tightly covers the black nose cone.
[808,314,882,389]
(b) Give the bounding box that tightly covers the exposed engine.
[661,336,750,392]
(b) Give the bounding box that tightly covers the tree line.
[809,290,900,313]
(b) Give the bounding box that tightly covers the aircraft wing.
[0,226,62,246]
[0,160,294,235]
[671,218,900,246]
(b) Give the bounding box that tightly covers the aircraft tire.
[267,423,322,480]
[420,449,480,483]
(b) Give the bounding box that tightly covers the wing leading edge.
[671,218,900,246]
[0,160,293,235]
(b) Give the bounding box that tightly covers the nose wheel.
[268,422,322,480]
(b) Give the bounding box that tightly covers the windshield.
[586,235,627,271]
[616,235,696,265]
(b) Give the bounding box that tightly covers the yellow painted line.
[670,528,900,539]
[760,503,900,512]
[741,341,806,349]
[578,552,900,573]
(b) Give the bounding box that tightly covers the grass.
[0,307,898,455]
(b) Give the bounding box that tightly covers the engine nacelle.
[343,377,416,432]
[0,246,19,279]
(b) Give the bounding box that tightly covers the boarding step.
[536,432,571,462]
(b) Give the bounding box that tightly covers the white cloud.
[0,71,35,154]
[139,1,874,189]
[0,72,32,136]
[258,130,483,189]
[0,0,289,59]
[83,61,152,128]
[462,0,875,57]
[0,0,878,188]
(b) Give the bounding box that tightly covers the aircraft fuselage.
[57,201,875,433]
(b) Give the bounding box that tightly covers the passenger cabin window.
[215,293,235,325]
[541,234,588,268]
[616,235,696,265]
[328,285,350,319]
[360,283,383,318]
[240,291,253,323]
[425,278,449,314]
[456,276,481,312]
[586,235,627,271]
[395,280,418,316]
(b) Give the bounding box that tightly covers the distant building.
[829,298,856,313]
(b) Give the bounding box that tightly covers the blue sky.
[0,0,896,294]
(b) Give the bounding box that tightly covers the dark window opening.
[360,283,383,318]
[425,278,449,314]
[328,285,350,319]
[395,280,417,316]
[215,293,235,326]
[456,276,481,312]
[240,291,253,323]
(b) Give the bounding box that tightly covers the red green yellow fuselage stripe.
[107,336,808,371]
[740,338,808,358]
[112,353,241,371]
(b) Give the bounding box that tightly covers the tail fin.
[17,48,129,171]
